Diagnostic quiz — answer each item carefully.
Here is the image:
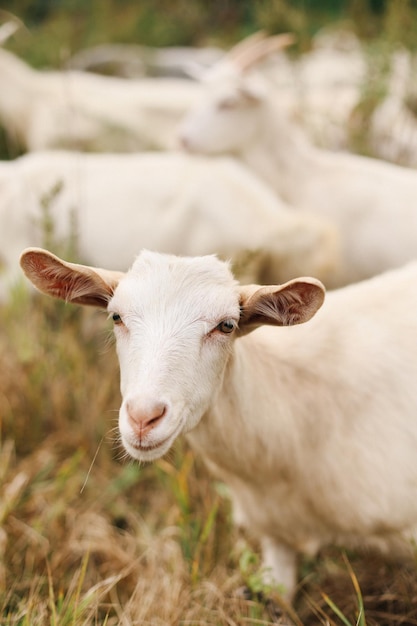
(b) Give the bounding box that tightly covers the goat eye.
[216,319,236,334]
[112,313,123,325]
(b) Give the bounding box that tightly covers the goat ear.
[20,247,124,308]
[238,277,325,335]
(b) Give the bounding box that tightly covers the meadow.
[2,1,417,624]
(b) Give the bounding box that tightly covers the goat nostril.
[126,400,167,434]
[149,404,166,425]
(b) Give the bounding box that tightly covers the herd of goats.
[5,19,417,605]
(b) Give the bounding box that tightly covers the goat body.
[0,150,339,300]
[0,47,201,152]
[20,247,417,600]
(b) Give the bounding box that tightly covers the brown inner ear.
[20,250,62,296]
[44,265,116,307]
[239,280,325,331]
[20,248,120,308]
[242,289,304,326]
[240,289,301,328]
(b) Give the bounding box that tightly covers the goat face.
[179,75,266,155]
[20,246,324,465]
[109,250,241,462]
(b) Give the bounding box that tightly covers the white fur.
[179,65,417,285]
[2,32,416,161]
[0,46,201,152]
[0,149,340,300]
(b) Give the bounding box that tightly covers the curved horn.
[227,30,269,60]
[233,33,296,72]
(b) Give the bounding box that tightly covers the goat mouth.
[130,439,168,452]
[125,422,183,457]
[129,430,179,452]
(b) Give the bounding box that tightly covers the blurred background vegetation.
[2,0,417,67]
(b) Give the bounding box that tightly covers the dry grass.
[1,279,417,625]
[2,5,417,620]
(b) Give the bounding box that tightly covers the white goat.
[185,29,417,161]
[0,29,364,155]
[2,24,415,160]
[0,31,285,154]
[20,247,417,602]
[0,30,286,154]
[0,149,340,301]
[179,36,417,286]
[0,45,201,152]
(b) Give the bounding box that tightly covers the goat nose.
[126,399,167,437]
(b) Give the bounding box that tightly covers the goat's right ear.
[20,247,124,308]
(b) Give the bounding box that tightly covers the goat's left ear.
[238,277,325,335]
[20,247,124,308]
